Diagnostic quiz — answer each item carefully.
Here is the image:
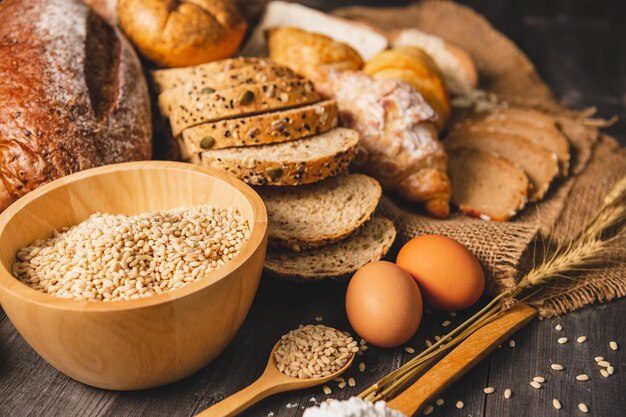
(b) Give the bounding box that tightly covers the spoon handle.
[196,374,279,417]
[387,303,537,416]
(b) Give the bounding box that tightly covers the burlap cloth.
[333,0,626,318]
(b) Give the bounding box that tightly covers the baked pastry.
[267,27,364,88]
[364,46,451,131]
[446,148,529,221]
[118,0,247,67]
[264,217,397,281]
[319,69,451,218]
[259,173,382,250]
[0,0,152,213]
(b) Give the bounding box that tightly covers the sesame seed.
[405,347,415,354]
[551,364,564,371]
[509,340,516,348]
[504,389,512,399]
[610,341,618,351]
[553,399,562,410]
[576,374,589,381]
[348,378,356,387]
[435,399,445,406]
[595,356,604,362]
[484,387,495,394]
[533,376,545,383]
[442,320,451,327]
[359,362,365,372]
[597,360,610,368]
[555,324,563,331]
[577,336,587,343]
[530,381,542,389]
[557,337,568,344]
[607,365,615,375]
[322,385,332,395]
[423,405,434,415]
[455,401,464,409]
[600,369,610,377]
[578,403,589,413]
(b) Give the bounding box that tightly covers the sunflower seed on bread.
[198,127,359,186]
[259,174,382,250]
[180,100,338,152]
[447,148,529,221]
[445,131,558,201]
[264,217,396,281]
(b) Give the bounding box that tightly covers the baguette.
[264,217,396,281]
[180,100,338,152]
[259,174,382,250]
[198,127,359,186]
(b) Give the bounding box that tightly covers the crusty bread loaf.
[447,148,529,221]
[167,77,320,136]
[445,131,559,201]
[181,100,338,152]
[453,108,571,176]
[198,127,359,186]
[259,174,382,250]
[264,217,396,281]
[0,0,152,212]
[118,0,247,67]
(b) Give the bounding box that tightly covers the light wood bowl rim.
[0,161,267,313]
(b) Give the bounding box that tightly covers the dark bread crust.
[0,0,151,211]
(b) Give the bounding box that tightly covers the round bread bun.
[444,43,478,88]
[118,0,247,67]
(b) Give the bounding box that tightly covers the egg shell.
[396,235,484,311]
[346,261,423,348]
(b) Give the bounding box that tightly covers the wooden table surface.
[1,1,624,416]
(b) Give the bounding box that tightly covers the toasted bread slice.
[198,127,359,186]
[445,131,558,201]
[259,174,382,250]
[264,217,396,281]
[447,148,529,221]
[167,78,320,136]
[180,100,338,152]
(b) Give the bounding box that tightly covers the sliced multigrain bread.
[447,148,529,221]
[259,174,382,250]
[180,100,338,152]
[453,109,570,176]
[445,131,559,201]
[198,127,359,186]
[152,57,284,92]
[264,217,396,281]
[157,65,300,117]
[167,78,321,136]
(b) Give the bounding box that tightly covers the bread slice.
[447,148,529,221]
[453,109,570,176]
[259,174,382,250]
[180,100,338,152]
[445,131,558,201]
[264,217,396,281]
[167,78,321,136]
[198,127,359,186]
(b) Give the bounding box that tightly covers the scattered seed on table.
[425,340,433,348]
[360,339,367,346]
[322,385,332,395]
[551,364,564,371]
[577,336,587,343]
[558,337,568,344]
[553,399,562,410]
[578,403,589,413]
[338,381,347,389]
[555,324,563,331]
[423,405,434,415]
[610,341,619,351]
[504,389,512,399]
[607,365,615,375]
[435,399,445,406]
[456,401,464,409]
[533,376,545,383]
[530,381,542,389]
[576,374,590,381]
[509,340,516,348]
[442,320,451,327]
[595,356,604,362]
[315,316,323,322]
[405,347,415,354]
[449,311,457,317]
[360,345,368,351]
[483,387,495,394]
[359,362,365,372]
[434,335,442,342]
[348,378,356,387]
[600,369,610,378]
[597,360,610,368]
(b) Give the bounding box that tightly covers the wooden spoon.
[387,303,537,416]
[197,342,355,417]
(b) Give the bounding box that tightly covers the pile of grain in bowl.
[13,205,250,301]
[275,324,359,379]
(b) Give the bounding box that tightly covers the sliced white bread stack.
[445,107,570,221]
[153,58,395,280]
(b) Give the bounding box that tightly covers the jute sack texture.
[334,0,626,318]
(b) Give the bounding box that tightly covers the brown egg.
[346,261,423,348]
[397,235,484,311]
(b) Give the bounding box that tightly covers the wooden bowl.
[0,161,267,390]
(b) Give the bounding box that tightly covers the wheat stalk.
[359,176,626,403]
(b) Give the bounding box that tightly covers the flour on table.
[303,397,406,417]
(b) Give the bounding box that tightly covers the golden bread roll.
[364,47,450,131]
[118,0,247,67]
[267,27,364,87]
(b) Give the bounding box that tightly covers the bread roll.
[118,0,247,67]
[0,0,152,212]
